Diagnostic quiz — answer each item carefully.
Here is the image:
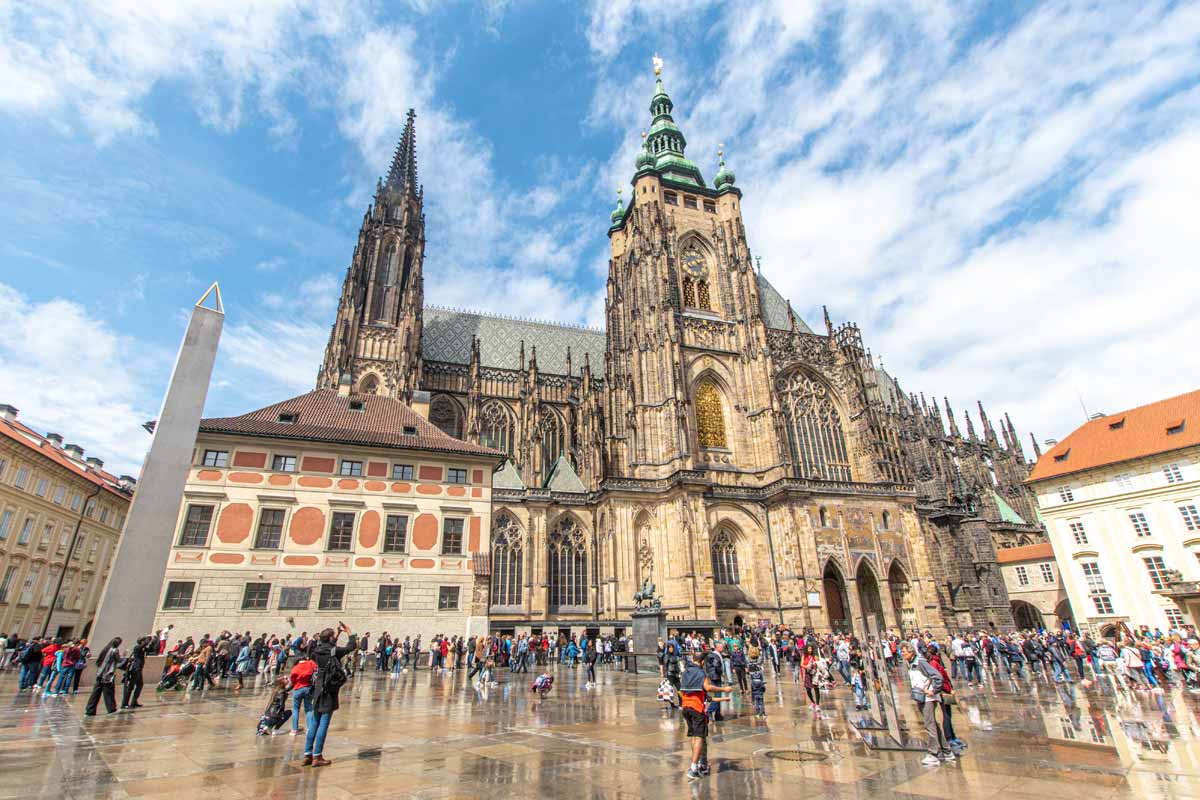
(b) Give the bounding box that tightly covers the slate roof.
[991,490,1028,525]
[1027,388,1200,482]
[420,274,810,374]
[545,455,586,492]
[199,389,503,460]
[492,459,525,490]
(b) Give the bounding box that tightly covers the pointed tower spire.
[641,55,705,186]
[978,401,999,445]
[385,109,418,194]
[944,397,961,438]
[964,409,978,441]
[1006,413,1026,460]
[1030,432,1042,459]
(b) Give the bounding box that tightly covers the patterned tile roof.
[420,275,809,374]
[1027,388,1200,482]
[199,389,503,460]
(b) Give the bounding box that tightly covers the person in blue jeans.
[288,654,315,736]
[302,623,357,767]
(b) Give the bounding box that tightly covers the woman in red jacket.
[927,644,966,753]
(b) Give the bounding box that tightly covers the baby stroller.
[156,661,195,692]
[530,673,554,695]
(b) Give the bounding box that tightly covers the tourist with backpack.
[302,623,357,767]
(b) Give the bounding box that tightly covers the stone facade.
[318,76,1042,636]
[151,395,497,643]
[0,405,133,639]
[997,542,1073,630]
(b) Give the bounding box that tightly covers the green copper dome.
[714,157,735,189]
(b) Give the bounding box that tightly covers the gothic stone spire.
[385,109,419,195]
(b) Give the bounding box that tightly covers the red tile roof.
[199,389,504,461]
[0,417,132,502]
[996,542,1054,564]
[1027,389,1200,482]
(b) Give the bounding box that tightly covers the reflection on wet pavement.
[4,663,1200,799]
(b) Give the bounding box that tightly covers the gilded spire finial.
[652,54,663,75]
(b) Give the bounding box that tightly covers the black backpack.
[315,654,347,696]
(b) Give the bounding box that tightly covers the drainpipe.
[43,483,103,638]
[760,500,785,625]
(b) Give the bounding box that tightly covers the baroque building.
[318,68,1044,636]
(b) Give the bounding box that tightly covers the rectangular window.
[99,506,109,524]
[1180,504,1200,532]
[1166,607,1185,628]
[339,460,363,477]
[447,468,467,484]
[392,464,414,480]
[72,534,85,560]
[278,587,312,610]
[1130,511,1152,537]
[383,515,408,553]
[1069,521,1088,545]
[17,517,34,545]
[438,585,461,611]
[318,584,345,611]
[1015,566,1029,586]
[271,455,297,472]
[52,485,65,505]
[683,195,698,209]
[56,527,70,555]
[13,466,29,490]
[179,504,214,547]
[1113,473,1133,490]
[703,200,716,213]
[1057,485,1074,503]
[254,508,285,549]
[18,566,40,605]
[0,457,6,479]
[0,510,12,540]
[34,478,48,497]
[1081,561,1111,616]
[88,539,97,562]
[1144,556,1171,590]
[56,573,72,609]
[162,581,195,610]
[0,565,17,603]
[377,584,402,611]
[327,511,355,550]
[70,493,81,511]
[202,449,229,468]
[37,523,52,550]
[85,499,97,518]
[441,518,464,555]
[1092,594,1114,615]
[37,568,55,605]
[1164,463,1184,484]
[241,582,271,610]
[663,192,678,206]
[1040,563,1055,583]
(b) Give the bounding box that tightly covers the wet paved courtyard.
[4,661,1200,799]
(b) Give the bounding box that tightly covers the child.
[257,677,293,735]
[531,672,554,694]
[851,665,869,711]
[748,662,767,717]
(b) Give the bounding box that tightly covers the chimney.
[1044,439,1058,447]
[338,372,352,398]
[411,390,431,420]
[119,475,137,491]
[0,404,17,421]
[86,456,104,470]
[64,444,85,459]
[45,433,63,447]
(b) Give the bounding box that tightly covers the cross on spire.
[385,109,419,194]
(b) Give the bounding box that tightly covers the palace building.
[317,68,1044,637]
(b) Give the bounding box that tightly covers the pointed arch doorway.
[856,560,885,634]
[823,561,850,633]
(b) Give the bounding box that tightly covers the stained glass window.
[549,517,587,609]
[711,528,739,584]
[480,401,514,456]
[777,371,852,481]
[695,382,727,449]
[430,395,463,439]
[491,514,524,607]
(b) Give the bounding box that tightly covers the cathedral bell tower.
[603,59,779,482]
[318,109,426,399]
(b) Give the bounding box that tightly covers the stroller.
[156,660,195,692]
[530,673,554,695]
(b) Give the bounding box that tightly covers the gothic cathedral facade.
[318,76,1045,637]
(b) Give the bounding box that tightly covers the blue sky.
[1,0,1198,474]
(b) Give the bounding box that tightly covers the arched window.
[683,276,696,307]
[881,511,891,530]
[548,516,588,610]
[490,514,523,607]
[358,374,380,395]
[711,528,739,585]
[372,243,396,321]
[777,371,852,481]
[695,381,727,449]
[479,401,514,456]
[696,280,711,310]
[430,395,463,439]
[536,407,564,478]
[819,507,828,527]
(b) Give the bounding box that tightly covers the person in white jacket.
[902,642,953,766]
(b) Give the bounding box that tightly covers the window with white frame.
[1040,563,1055,583]
[0,565,18,603]
[1143,555,1171,590]
[1164,463,1184,484]
[18,566,40,605]
[0,510,12,541]
[1166,607,1185,629]
[1130,511,1152,537]
[17,517,33,545]
[1058,485,1074,503]
[1081,562,1113,614]
[70,493,81,511]
[271,454,297,472]
[202,449,229,468]
[0,456,7,479]
[1015,566,1030,586]
[339,460,363,477]
[52,485,65,504]
[34,478,48,497]
[1113,473,1133,490]
[162,581,195,609]
[1068,521,1088,545]
[14,466,29,489]
[1179,504,1200,532]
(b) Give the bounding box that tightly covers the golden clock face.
[681,251,706,277]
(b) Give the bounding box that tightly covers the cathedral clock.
[681,250,706,277]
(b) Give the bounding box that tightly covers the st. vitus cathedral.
[318,69,1045,636]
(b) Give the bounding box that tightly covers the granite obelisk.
[91,284,224,647]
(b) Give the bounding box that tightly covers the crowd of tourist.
[6,619,1200,775]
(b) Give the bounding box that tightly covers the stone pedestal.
[630,607,666,673]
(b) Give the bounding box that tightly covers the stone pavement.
[3,661,1200,799]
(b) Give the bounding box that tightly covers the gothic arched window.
[711,528,739,585]
[429,395,463,439]
[536,407,564,478]
[490,513,523,607]
[695,381,727,449]
[479,401,514,456]
[372,243,396,321]
[549,516,588,610]
[777,371,852,482]
[358,374,380,395]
